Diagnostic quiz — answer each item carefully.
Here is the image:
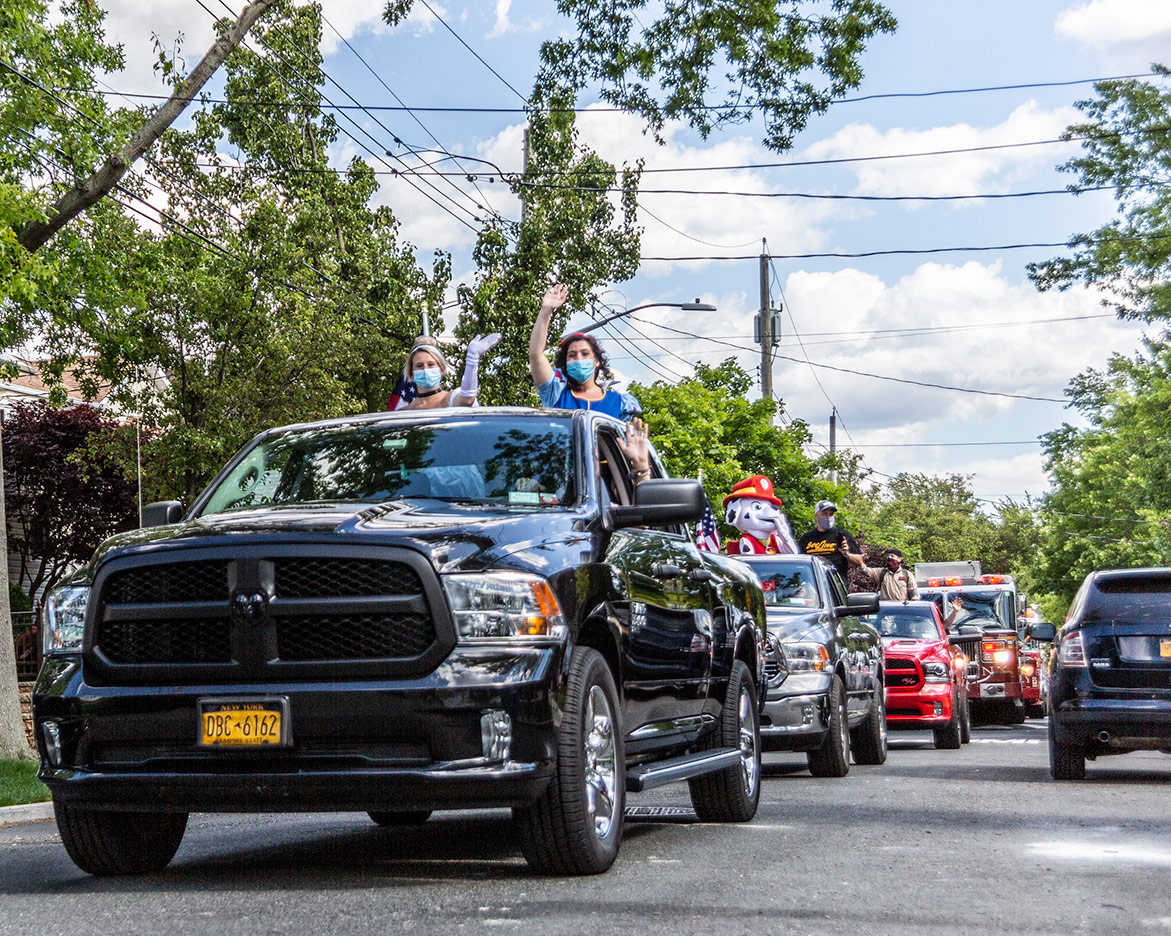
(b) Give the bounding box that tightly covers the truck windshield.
[871,612,941,640]
[948,590,1006,630]
[198,416,576,514]
[747,563,822,609]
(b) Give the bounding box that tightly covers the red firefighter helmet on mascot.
[722,475,784,510]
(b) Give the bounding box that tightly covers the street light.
[569,298,717,337]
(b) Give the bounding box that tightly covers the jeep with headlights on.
[34,408,765,876]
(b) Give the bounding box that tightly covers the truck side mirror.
[834,591,879,618]
[606,478,706,529]
[1027,622,1056,642]
[141,501,184,528]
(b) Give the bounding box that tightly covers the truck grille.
[885,657,921,689]
[276,613,435,661]
[274,557,421,598]
[98,617,232,664]
[104,561,230,604]
[90,548,449,681]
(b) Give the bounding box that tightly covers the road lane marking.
[1027,841,1171,866]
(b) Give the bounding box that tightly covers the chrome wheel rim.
[738,685,759,797]
[584,685,618,839]
[839,695,850,759]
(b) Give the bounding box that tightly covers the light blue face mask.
[413,366,442,391]
[566,359,596,384]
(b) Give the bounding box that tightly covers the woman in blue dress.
[529,283,649,480]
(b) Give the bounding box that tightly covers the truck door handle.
[688,567,715,582]
[652,562,682,579]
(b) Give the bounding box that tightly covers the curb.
[0,800,54,828]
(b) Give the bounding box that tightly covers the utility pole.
[520,126,530,227]
[829,408,838,487]
[757,241,773,402]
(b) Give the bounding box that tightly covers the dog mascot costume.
[722,475,799,555]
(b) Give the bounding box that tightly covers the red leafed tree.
[3,401,139,605]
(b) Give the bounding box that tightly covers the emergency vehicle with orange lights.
[916,561,1029,725]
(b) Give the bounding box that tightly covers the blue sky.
[97,0,1171,510]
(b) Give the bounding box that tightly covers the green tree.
[630,359,839,540]
[1028,65,1171,319]
[846,472,1006,570]
[1032,335,1171,606]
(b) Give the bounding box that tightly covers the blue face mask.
[566,359,596,384]
[413,366,442,391]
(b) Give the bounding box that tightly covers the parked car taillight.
[1057,630,1087,667]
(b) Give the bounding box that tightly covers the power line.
[64,70,1160,113]
[521,181,1120,201]
[638,231,1171,262]
[415,0,528,104]
[620,312,1069,403]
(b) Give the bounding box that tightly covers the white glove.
[460,333,502,400]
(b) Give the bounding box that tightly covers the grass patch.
[0,759,49,807]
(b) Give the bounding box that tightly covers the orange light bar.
[980,574,1005,584]
[927,578,943,587]
[945,576,963,586]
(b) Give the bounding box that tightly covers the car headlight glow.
[992,649,1014,666]
[782,640,829,672]
[922,659,950,682]
[43,585,89,654]
[1019,662,1035,677]
[443,573,565,641]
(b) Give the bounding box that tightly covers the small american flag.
[695,500,720,553]
[386,375,417,411]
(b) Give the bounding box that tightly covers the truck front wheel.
[55,802,188,875]
[514,647,625,875]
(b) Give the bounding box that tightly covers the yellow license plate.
[1161,640,1171,659]
[199,699,288,747]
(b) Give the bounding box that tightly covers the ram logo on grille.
[231,590,270,626]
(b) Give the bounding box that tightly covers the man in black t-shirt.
[798,499,864,580]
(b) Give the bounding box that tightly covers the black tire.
[689,660,761,822]
[1009,700,1028,725]
[959,692,972,744]
[933,688,962,750]
[850,681,888,765]
[368,810,432,826]
[1049,722,1086,780]
[807,675,850,777]
[54,802,187,876]
[514,647,624,875]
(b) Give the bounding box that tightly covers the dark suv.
[35,408,766,875]
[736,555,885,776]
[1037,567,1171,780]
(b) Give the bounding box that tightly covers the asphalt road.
[4,720,1171,935]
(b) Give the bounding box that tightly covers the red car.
[868,601,972,749]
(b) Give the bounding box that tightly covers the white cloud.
[488,0,513,39]
[803,103,1083,197]
[1056,0,1171,68]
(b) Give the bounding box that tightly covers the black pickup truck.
[34,408,766,876]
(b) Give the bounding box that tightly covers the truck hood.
[765,609,827,643]
[88,499,580,575]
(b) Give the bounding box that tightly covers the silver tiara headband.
[410,344,443,360]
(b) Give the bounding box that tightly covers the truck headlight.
[443,573,564,641]
[43,585,89,654]
[922,660,950,682]
[783,641,829,672]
